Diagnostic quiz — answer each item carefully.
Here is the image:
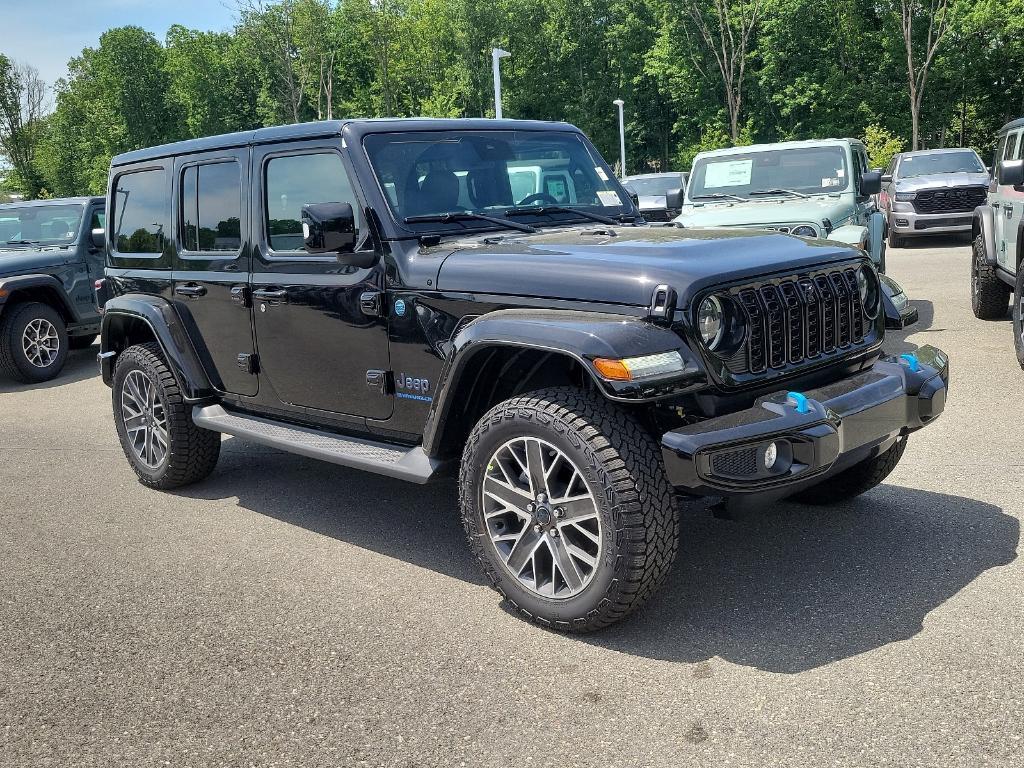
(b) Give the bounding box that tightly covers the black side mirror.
[859,170,882,197]
[302,202,356,254]
[665,188,684,210]
[90,228,105,250]
[997,159,1024,188]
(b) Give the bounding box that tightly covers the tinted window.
[624,176,684,196]
[1009,132,1022,161]
[265,152,360,252]
[114,170,167,254]
[182,162,242,252]
[0,204,84,245]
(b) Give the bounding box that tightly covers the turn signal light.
[593,351,685,381]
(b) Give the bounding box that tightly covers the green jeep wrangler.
[970,118,1024,365]
[674,139,887,271]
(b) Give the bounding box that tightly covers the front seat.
[416,170,461,214]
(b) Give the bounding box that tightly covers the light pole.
[492,48,511,119]
[613,98,626,177]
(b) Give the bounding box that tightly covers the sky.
[2,0,239,87]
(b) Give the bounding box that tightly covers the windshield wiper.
[4,239,38,246]
[748,188,810,199]
[691,193,745,202]
[404,211,538,234]
[504,205,619,226]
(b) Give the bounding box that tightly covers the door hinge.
[366,369,391,393]
[230,285,251,308]
[360,290,382,317]
[648,284,677,323]
[237,353,259,374]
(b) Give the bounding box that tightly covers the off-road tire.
[971,233,1010,320]
[69,334,97,350]
[459,387,680,632]
[790,437,908,505]
[1013,268,1024,370]
[0,301,69,384]
[113,342,220,489]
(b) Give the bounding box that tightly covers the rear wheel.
[459,387,680,632]
[971,234,1010,319]
[0,302,69,383]
[790,437,907,505]
[113,342,220,489]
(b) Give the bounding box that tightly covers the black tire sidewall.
[1014,269,1024,368]
[461,405,627,624]
[112,348,174,485]
[2,303,68,383]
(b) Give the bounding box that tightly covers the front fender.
[100,294,214,400]
[421,308,706,454]
[0,273,81,320]
[973,205,997,266]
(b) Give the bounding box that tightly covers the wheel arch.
[0,274,79,326]
[973,205,998,266]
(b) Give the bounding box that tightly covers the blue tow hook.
[899,353,921,372]
[786,391,810,414]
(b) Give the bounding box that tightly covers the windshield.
[0,203,85,246]
[688,146,849,200]
[624,175,683,196]
[363,130,631,233]
[897,151,984,178]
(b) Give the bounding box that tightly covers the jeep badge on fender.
[97,118,949,633]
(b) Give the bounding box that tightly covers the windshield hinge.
[648,284,677,324]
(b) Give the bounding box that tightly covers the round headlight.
[857,265,880,318]
[698,295,724,349]
[791,225,817,238]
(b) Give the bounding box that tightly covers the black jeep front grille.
[731,266,870,375]
[913,186,987,214]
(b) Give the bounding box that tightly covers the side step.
[192,404,445,484]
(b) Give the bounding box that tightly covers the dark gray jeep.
[0,197,106,382]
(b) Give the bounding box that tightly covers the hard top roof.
[0,196,103,209]
[695,138,863,160]
[111,118,581,167]
[999,117,1024,134]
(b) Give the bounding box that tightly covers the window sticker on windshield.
[595,166,609,181]
[705,159,753,187]
[836,168,845,177]
[822,177,841,188]
[597,190,619,206]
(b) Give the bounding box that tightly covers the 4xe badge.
[396,372,431,402]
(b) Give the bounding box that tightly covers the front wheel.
[113,342,221,489]
[790,437,907,505]
[0,302,69,383]
[1013,269,1024,370]
[971,234,1011,320]
[888,230,904,249]
[459,387,680,632]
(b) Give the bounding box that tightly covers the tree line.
[2,0,1023,200]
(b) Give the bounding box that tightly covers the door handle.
[1004,204,1015,214]
[252,287,288,302]
[174,283,207,298]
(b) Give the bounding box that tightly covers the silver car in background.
[880,148,989,247]
[620,172,687,222]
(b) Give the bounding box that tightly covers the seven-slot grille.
[913,186,987,214]
[731,267,869,374]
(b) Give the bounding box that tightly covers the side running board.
[192,404,445,484]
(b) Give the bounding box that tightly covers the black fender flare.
[972,205,997,266]
[0,273,82,321]
[421,308,706,455]
[100,294,214,400]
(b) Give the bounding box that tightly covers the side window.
[993,135,1007,169]
[181,161,242,252]
[264,152,361,253]
[1011,132,1023,161]
[113,169,167,254]
[851,148,864,192]
[89,209,105,230]
[1004,134,1018,161]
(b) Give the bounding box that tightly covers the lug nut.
[554,507,565,518]
[549,529,559,538]
[537,493,547,503]
[533,524,542,533]
[527,503,535,513]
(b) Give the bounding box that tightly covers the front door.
[249,141,392,420]
[1001,130,1023,271]
[171,148,258,396]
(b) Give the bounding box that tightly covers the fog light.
[764,442,778,470]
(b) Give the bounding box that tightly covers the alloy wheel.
[21,318,59,368]
[120,369,169,469]
[481,436,602,599]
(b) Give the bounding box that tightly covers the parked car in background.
[621,172,687,222]
[880,148,989,248]
[0,197,106,382]
[970,118,1024,361]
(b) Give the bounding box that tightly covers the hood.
[894,172,990,193]
[435,225,864,308]
[674,195,852,230]
[0,246,70,278]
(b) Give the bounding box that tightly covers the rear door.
[171,148,257,396]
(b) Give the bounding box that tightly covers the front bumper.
[890,209,972,235]
[662,346,948,496]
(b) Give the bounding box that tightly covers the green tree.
[0,55,48,197]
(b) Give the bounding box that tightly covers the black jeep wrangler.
[0,197,107,383]
[97,119,948,631]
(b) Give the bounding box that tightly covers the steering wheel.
[517,192,559,207]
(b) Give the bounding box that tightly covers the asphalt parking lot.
[2,236,1022,768]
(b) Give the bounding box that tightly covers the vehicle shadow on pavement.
[0,346,99,394]
[884,299,937,356]
[587,487,1017,673]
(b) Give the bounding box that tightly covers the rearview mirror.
[302,202,356,254]
[859,170,882,197]
[90,228,105,250]
[665,188,684,211]
[997,159,1024,188]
